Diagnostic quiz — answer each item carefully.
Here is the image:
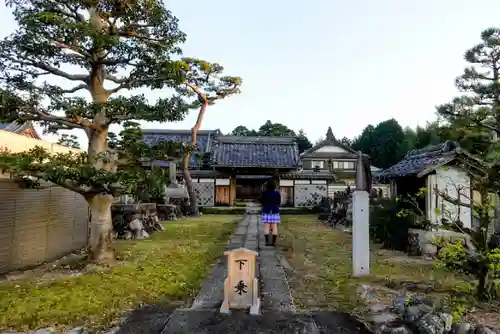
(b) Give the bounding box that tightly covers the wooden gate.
[216,186,230,206]
[280,186,293,207]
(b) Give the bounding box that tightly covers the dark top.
[260,190,281,214]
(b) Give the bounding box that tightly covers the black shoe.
[264,234,270,246]
[271,235,277,246]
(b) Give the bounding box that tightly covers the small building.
[376,141,484,229]
[0,121,40,139]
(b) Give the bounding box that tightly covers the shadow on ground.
[114,303,180,334]
[158,309,373,334]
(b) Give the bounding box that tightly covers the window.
[331,161,355,169]
[311,160,324,169]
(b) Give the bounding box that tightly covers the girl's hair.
[266,179,277,192]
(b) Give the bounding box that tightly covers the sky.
[2,0,500,148]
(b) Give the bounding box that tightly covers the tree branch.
[60,83,89,94]
[4,55,89,82]
[15,172,90,195]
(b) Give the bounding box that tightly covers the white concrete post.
[352,152,370,277]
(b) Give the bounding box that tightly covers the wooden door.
[216,186,230,206]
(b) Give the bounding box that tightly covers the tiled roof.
[376,141,462,180]
[212,136,300,168]
[142,129,221,168]
[0,121,30,132]
[0,121,40,139]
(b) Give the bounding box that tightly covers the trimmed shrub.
[370,198,429,251]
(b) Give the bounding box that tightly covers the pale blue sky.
[2,1,500,148]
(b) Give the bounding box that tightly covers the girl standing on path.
[260,179,281,246]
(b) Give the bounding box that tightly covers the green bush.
[370,198,429,251]
[200,207,315,215]
[201,207,246,215]
[436,240,500,300]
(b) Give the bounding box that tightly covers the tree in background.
[57,134,81,149]
[176,59,241,216]
[403,121,443,150]
[339,136,353,147]
[0,0,207,263]
[230,125,257,136]
[296,129,313,153]
[435,28,500,300]
[257,120,296,136]
[352,119,407,169]
[229,120,313,153]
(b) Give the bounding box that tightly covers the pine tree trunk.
[88,193,114,263]
[183,102,208,216]
[183,167,199,216]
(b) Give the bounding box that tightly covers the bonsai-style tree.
[436,28,500,300]
[176,59,241,216]
[0,0,200,263]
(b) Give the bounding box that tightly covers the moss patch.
[0,215,239,332]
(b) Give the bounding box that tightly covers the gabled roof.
[211,136,300,168]
[0,121,40,139]
[300,138,359,159]
[142,129,221,168]
[376,141,482,180]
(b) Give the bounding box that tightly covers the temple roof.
[142,129,221,168]
[211,136,300,168]
[376,141,480,180]
[0,121,40,139]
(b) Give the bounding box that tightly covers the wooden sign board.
[220,247,260,315]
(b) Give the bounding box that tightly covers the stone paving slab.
[257,218,296,312]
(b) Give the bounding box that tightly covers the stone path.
[116,204,371,334]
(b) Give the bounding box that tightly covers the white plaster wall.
[429,166,471,228]
[294,184,327,207]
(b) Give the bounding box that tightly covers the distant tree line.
[229,118,456,169]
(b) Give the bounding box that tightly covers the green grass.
[0,215,239,332]
[279,215,462,313]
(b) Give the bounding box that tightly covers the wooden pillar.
[230,174,237,206]
[273,169,280,187]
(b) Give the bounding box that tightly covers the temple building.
[142,127,389,207]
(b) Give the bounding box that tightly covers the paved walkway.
[116,204,372,333]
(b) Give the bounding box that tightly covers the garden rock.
[371,312,399,324]
[377,319,414,334]
[475,325,498,334]
[403,304,433,322]
[451,323,472,334]
[440,313,453,331]
[33,329,55,334]
[66,327,88,334]
[129,218,143,232]
[392,294,408,314]
[415,313,445,334]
